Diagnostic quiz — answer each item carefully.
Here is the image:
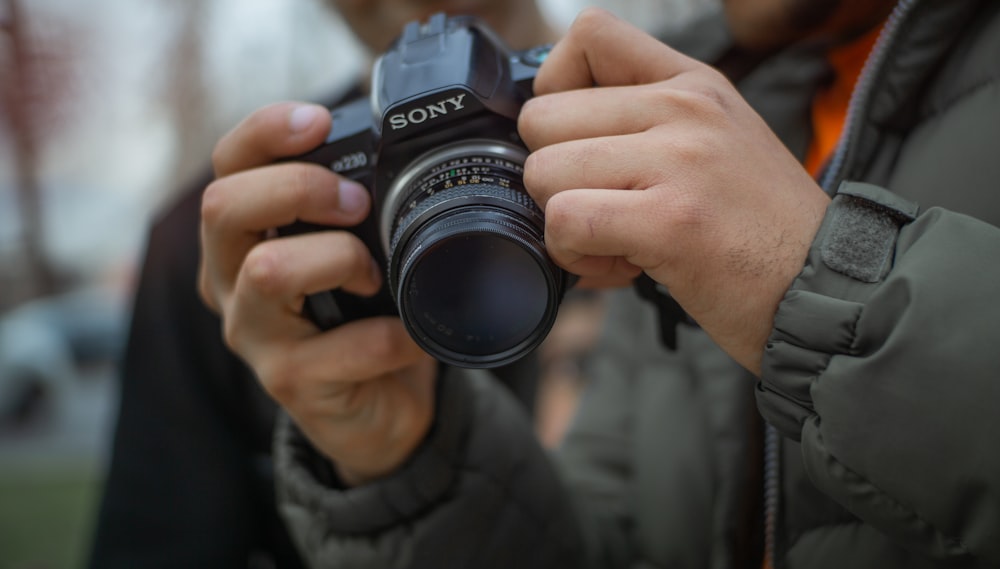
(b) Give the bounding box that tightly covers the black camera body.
[283,13,570,368]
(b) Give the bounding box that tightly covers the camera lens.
[382,141,567,368]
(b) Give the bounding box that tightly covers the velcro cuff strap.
[821,182,918,283]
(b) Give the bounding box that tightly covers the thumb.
[213,102,332,178]
[533,8,702,94]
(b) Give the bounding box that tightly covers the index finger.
[213,102,333,178]
[533,8,702,95]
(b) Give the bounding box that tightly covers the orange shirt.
[803,23,885,178]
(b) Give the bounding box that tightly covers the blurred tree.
[159,0,210,191]
[0,0,82,309]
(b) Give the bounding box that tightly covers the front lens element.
[397,210,556,366]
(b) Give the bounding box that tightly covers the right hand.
[198,102,437,486]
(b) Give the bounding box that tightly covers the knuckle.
[572,7,613,35]
[258,352,299,403]
[517,97,549,148]
[691,83,731,117]
[210,136,231,173]
[241,244,287,298]
[287,165,317,207]
[200,179,229,226]
[522,149,549,192]
[686,73,734,117]
[652,77,732,123]
[288,163,334,212]
[543,193,576,239]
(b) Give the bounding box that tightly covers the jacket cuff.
[274,364,471,535]
[274,365,582,567]
[757,182,918,440]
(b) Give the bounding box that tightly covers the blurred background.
[0,0,714,566]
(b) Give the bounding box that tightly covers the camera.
[281,13,571,369]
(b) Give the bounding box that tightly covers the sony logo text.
[389,94,467,130]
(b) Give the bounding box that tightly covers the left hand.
[198,102,437,485]
[518,9,831,374]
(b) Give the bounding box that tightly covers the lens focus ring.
[389,182,543,256]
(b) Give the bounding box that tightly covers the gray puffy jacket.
[275,0,1000,566]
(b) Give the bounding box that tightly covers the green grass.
[0,462,102,569]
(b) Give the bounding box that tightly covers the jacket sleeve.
[275,366,586,569]
[757,181,1000,564]
[275,290,724,569]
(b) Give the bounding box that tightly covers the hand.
[198,102,436,485]
[518,9,831,374]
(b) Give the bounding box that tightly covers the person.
[201,0,1000,567]
[86,1,560,567]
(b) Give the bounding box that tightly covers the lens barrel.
[382,141,566,368]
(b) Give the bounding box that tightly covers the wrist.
[330,407,435,486]
[319,359,439,486]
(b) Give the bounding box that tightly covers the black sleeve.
[86,178,304,568]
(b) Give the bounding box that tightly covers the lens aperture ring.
[389,182,543,256]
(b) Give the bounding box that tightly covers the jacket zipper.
[762,425,780,569]
[818,0,918,193]
[763,2,918,567]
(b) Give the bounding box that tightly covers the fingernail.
[338,180,369,214]
[288,105,324,133]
